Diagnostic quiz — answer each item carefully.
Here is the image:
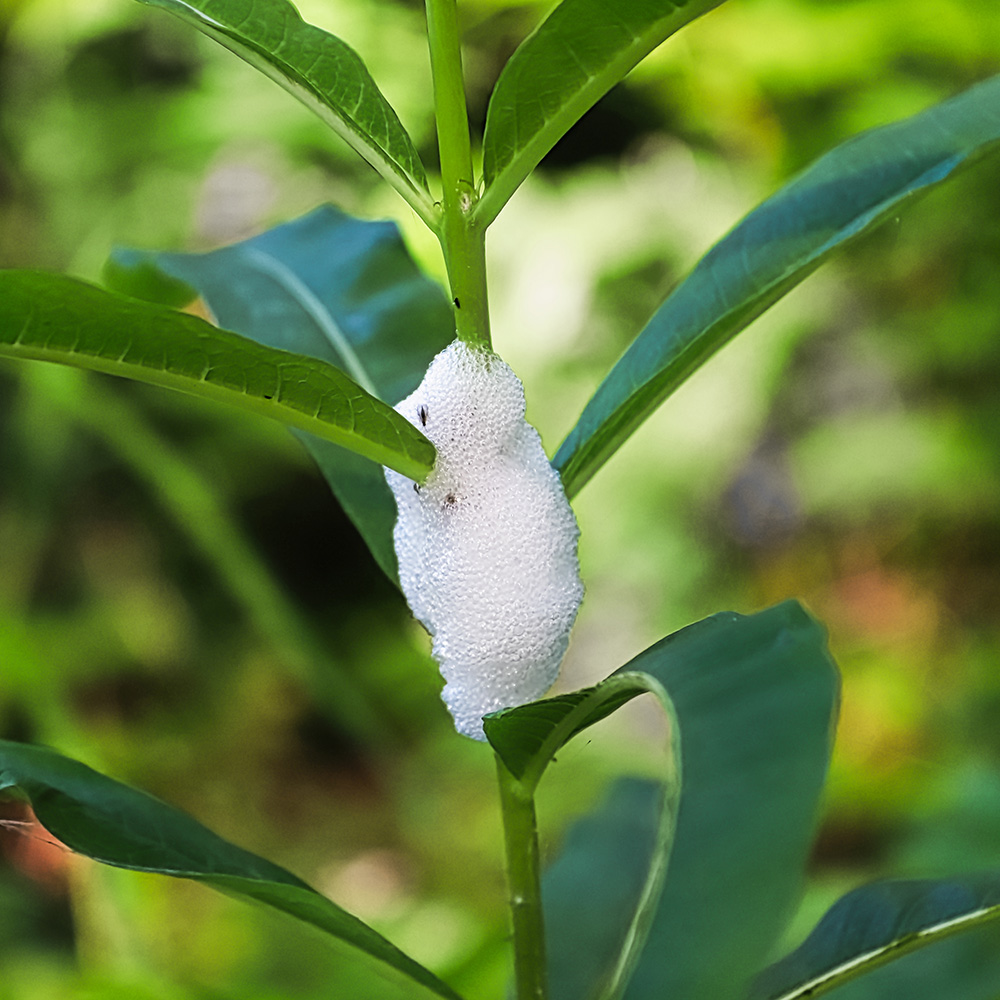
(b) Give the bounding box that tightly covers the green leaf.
[623,602,837,1000]
[751,876,1000,1000]
[810,924,1000,1000]
[106,205,454,583]
[0,270,435,482]
[555,72,1000,498]
[0,740,463,1000]
[543,779,669,1000]
[485,673,664,791]
[486,601,839,1000]
[134,0,436,226]
[477,0,725,228]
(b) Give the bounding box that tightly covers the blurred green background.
[2,0,1000,996]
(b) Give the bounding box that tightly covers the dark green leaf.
[485,675,660,789]
[814,924,1000,1000]
[477,0,725,227]
[134,0,435,224]
[106,205,454,582]
[544,779,667,1000]
[555,73,1000,497]
[487,601,838,1000]
[0,270,435,481]
[623,602,837,1000]
[751,876,1000,1000]
[0,740,463,1000]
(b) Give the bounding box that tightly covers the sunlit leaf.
[106,206,453,582]
[555,72,1000,497]
[477,0,725,227]
[0,740,463,1000]
[134,0,436,224]
[0,270,435,482]
[487,601,838,1000]
[751,876,1000,1000]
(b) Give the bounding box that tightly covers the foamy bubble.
[384,341,584,739]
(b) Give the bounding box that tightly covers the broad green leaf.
[477,0,725,227]
[106,205,454,582]
[0,740,463,1000]
[134,0,436,225]
[751,876,1000,1000]
[486,601,838,1000]
[622,602,837,1000]
[555,72,1000,498]
[0,270,435,482]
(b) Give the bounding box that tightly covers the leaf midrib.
[771,902,1000,1000]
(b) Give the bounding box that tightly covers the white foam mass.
[384,341,584,740]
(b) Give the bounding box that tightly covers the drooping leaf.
[555,72,1000,497]
[0,740,463,1000]
[106,205,454,582]
[133,0,436,225]
[751,876,1000,1000]
[486,601,839,1000]
[0,270,435,482]
[622,602,837,1000]
[477,0,726,227]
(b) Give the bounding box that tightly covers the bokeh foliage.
[1,0,1000,996]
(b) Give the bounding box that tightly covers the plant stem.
[496,754,548,1000]
[424,0,491,348]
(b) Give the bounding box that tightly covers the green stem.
[496,753,548,1000]
[424,0,491,348]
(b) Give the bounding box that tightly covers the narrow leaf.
[477,0,725,227]
[555,73,1000,497]
[106,205,454,582]
[0,270,435,482]
[805,925,1000,1000]
[751,876,1000,1000]
[0,740,463,1000]
[134,0,436,225]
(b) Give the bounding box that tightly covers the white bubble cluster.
[384,341,584,740]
